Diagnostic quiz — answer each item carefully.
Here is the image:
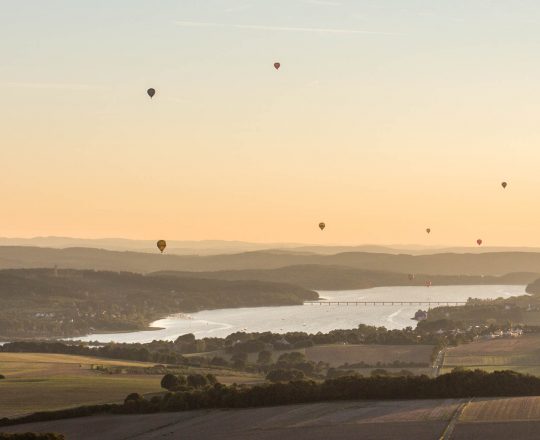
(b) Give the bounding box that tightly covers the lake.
[74,285,526,343]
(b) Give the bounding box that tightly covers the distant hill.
[526,278,540,295]
[3,246,540,276]
[0,268,317,338]
[0,237,305,255]
[4,236,540,256]
[155,265,539,290]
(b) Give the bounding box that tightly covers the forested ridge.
[0,269,316,338]
[5,246,540,275]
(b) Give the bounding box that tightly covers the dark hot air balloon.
[477,239,483,246]
[501,182,507,189]
[274,62,281,70]
[147,88,156,98]
[319,222,325,231]
[426,228,431,234]
[157,240,167,253]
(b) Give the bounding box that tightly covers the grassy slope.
[0,353,261,418]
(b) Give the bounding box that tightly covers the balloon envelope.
[319,222,325,231]
[426,228,431,234]
[477,239,483,246]
[501,182,507,189]
[147,88,156,98]
[157,240,167,253]
[274,62,281,70]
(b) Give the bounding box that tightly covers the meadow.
[304,344,434,367]
[441,334,540,376]
[0,353,261,418]
[187,343,435,379]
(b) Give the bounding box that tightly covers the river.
[73,285,526,343]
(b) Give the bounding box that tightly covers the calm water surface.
[74,285,526,343]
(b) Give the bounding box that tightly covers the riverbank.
[70,285,527,344]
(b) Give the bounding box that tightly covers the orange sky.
[2,1,540,245]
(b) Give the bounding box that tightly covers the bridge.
[304,301,467,307]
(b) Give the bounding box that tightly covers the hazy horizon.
[5,235,540,256]
[3,1,540,246]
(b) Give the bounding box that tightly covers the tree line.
[2,369,540,428]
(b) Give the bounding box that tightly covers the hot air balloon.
[477,239,483,246]
[274,62,281,70]
[426,228,431,234]
[319,222,325,231]
[157,240,167,253]
[147,88,156,98]
[501,182,507,189]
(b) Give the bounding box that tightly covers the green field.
[0,353,261,418]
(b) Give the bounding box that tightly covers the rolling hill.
[0,268,317,338]
[154,266,539,290]
[3,246,540,275]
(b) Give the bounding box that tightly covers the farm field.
[7,397,540,439]
[0,353,261,418]
[461,396,540,421]
[188,343,435,368]
[452,397,540,440]
[3,399,458,440]
[305,344,434,367]
[441,334,540,376]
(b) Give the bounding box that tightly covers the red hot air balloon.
[147,88,156,98]
[274,62,281,70]
[477,239,483,246]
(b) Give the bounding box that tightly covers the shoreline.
[2,285,527,342]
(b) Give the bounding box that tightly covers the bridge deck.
[304,301,467,306]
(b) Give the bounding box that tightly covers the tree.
[187,373,209,388]
[277,352,306,364]
[206,374,218,385]
[161,374,181,391]
[266,369,305,383]
[231,352,248,369]
[124,393,143,404]
[210,356,228,367]
[257,350,272,365]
